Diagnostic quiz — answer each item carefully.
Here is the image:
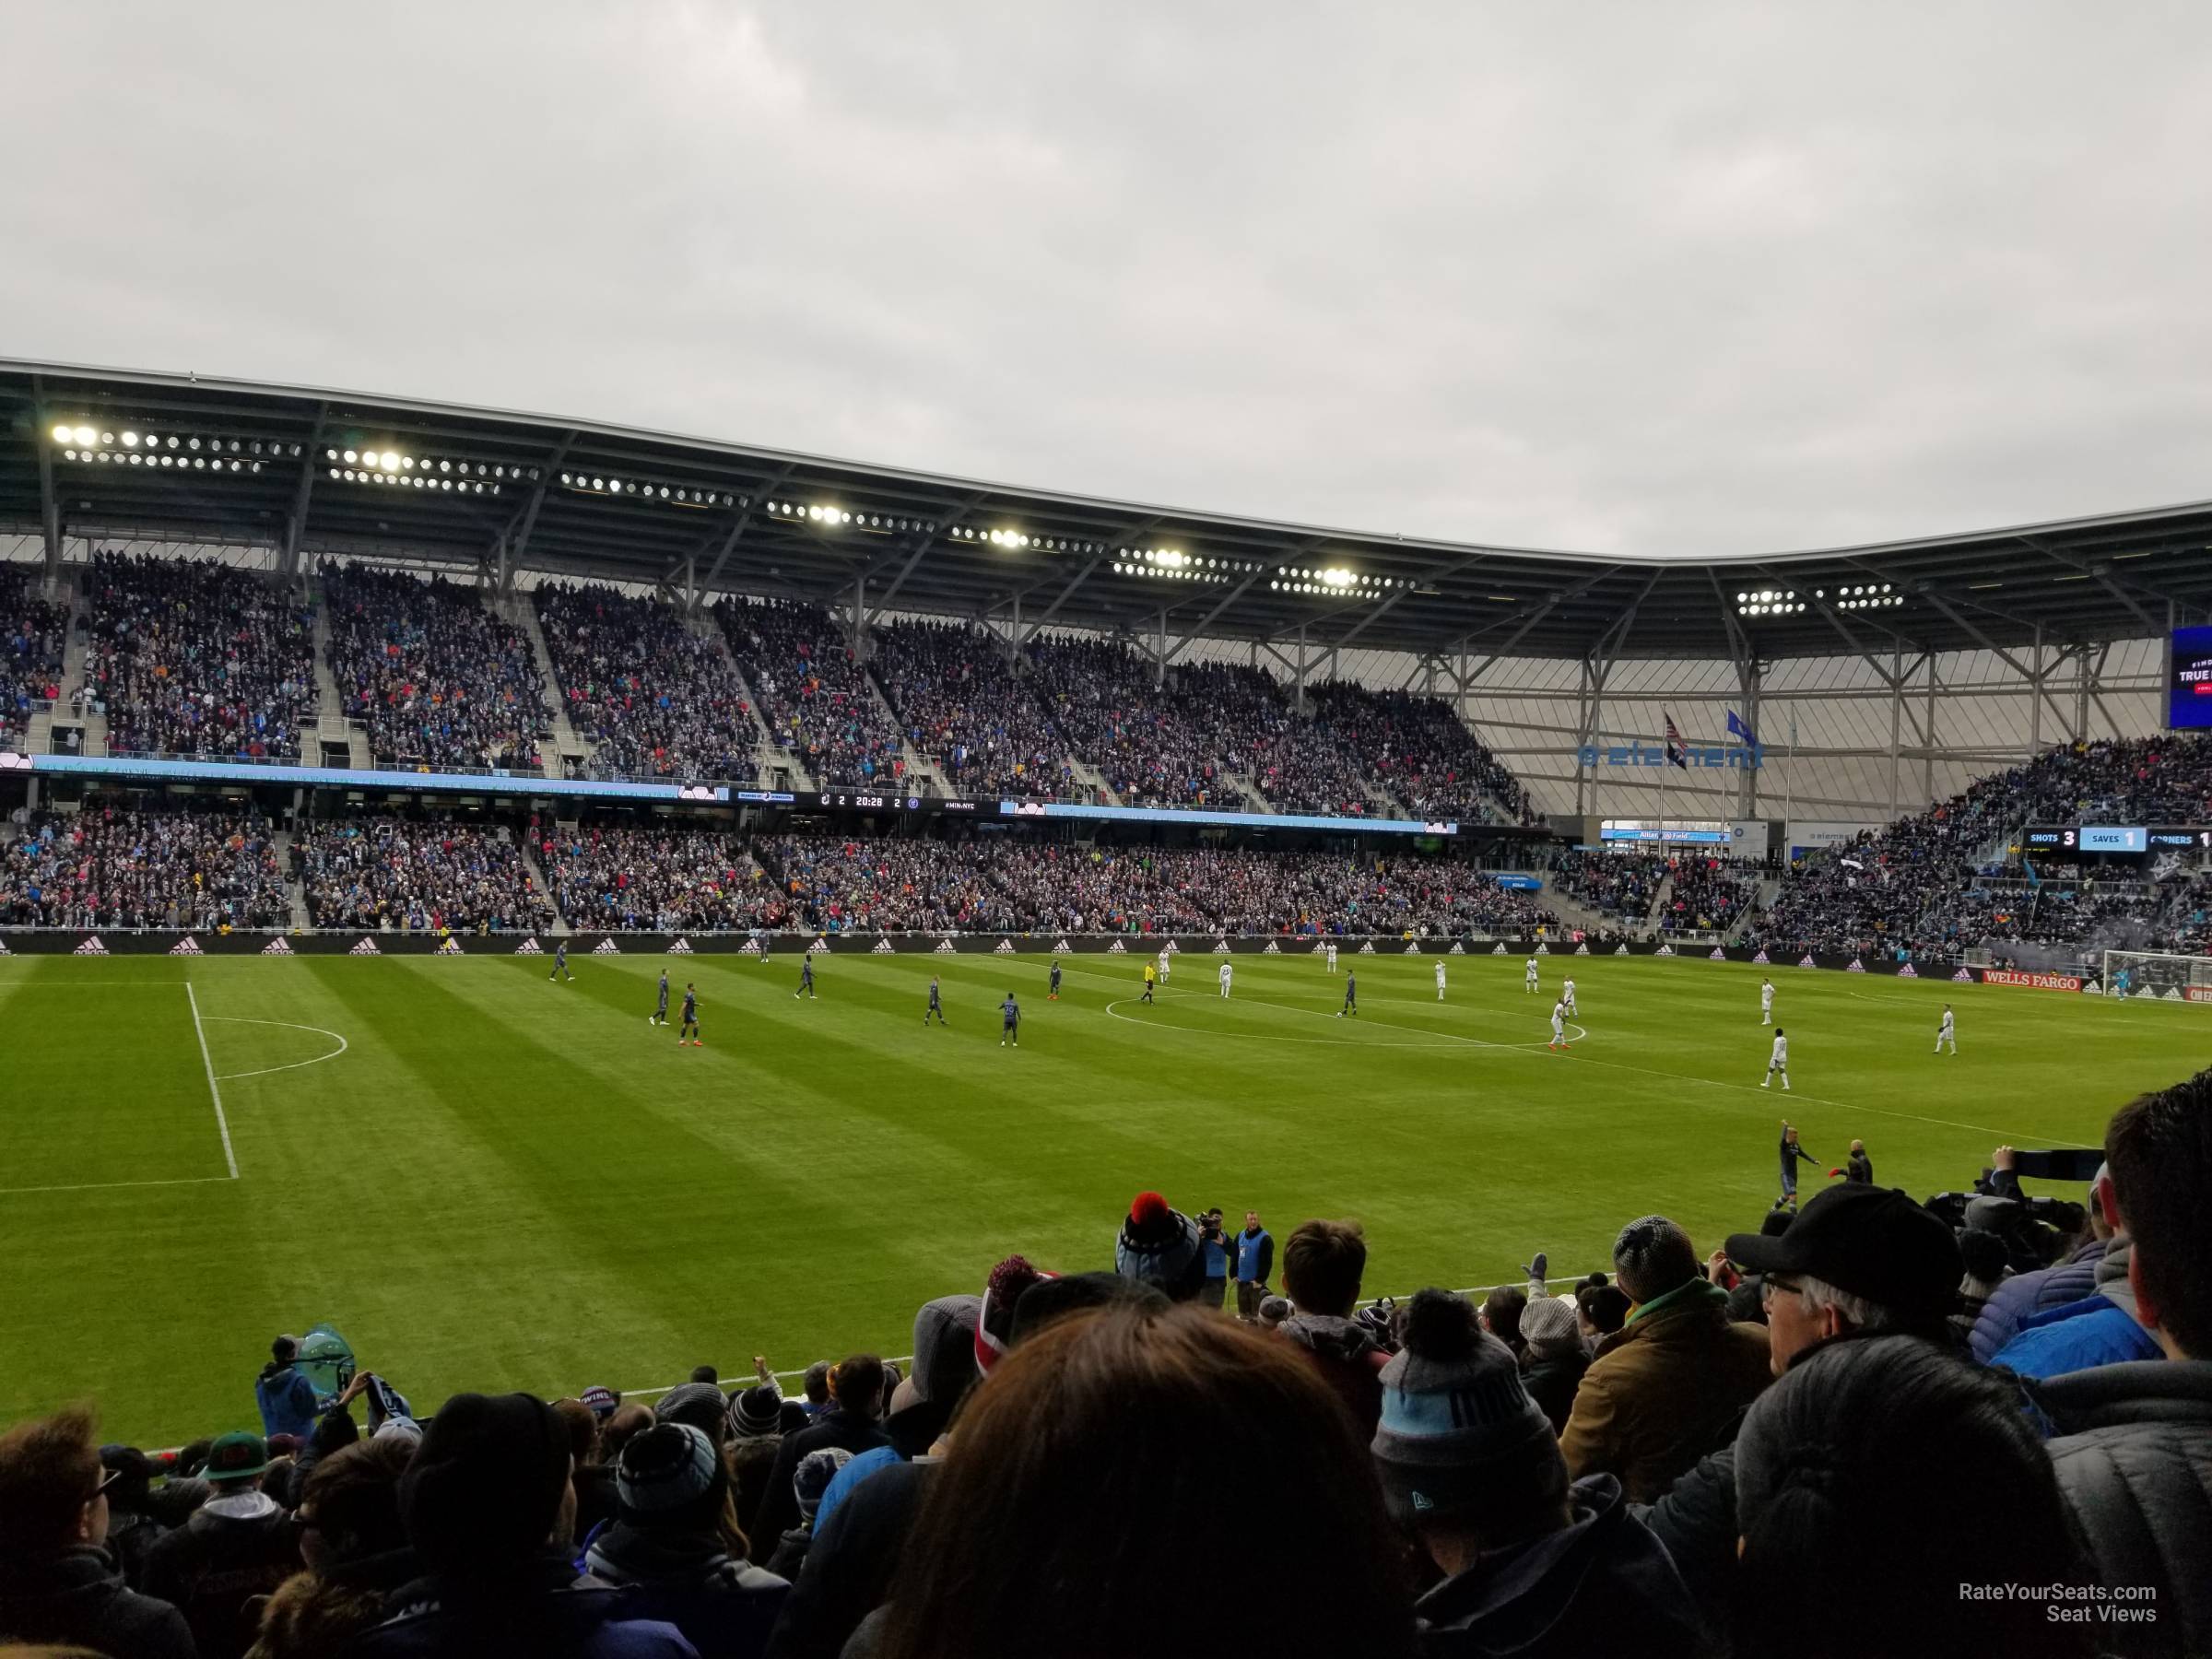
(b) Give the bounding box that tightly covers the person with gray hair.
[1557,1217,1771,1502]
[1635,1182,1964,1633]
[1734,1335,2090,1659]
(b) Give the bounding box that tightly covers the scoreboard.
[2171,626,2212,730]
[2021,824,2212,855]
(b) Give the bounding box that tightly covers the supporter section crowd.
[718,602,905,789]
[324,564,550,771]
[0,565,67,753]
[0,806,288,931]
[869,621,1070,799]
[297,820,556,935]
[1753,734,2212,959]
[535,584,759,783]
[79,554,315,760]
[1310,682,1535,824]
[4,1071,2204,1659]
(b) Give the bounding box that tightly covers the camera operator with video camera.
[1195,1208,1230,1311]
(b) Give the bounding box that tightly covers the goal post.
[2100,949,2212,1003]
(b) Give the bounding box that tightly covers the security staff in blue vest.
[1233,1210,1276,1322]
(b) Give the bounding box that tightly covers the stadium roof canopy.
[6,359,2209,665]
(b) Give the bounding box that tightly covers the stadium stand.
[0,805,288,931]
[78,552,315,759]
[717,600,905,789]
[1754,735,2212,959]
[0,565,66,753]
[869,619,1072,798]
[542,824,781,934]
[297,818,557,935]
[1022,638,1259,809]
[1308,682,1535,824]
[1658,855,1762,935]
[15,1067,2207,1659]
[324,563,551,772]
[534,582,759,782]
[1548,851,1666,922]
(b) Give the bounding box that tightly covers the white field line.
[185,982,241,1180]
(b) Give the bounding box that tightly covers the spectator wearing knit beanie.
[1518,1296,1590,1435]
[1114,1192,1207,1302]
[348,1392,694,1658]
[747,1359,891,1564]
[1558,1217,1773,1502]
[582,1420,789,1657]
[1373,1290,1703,1659]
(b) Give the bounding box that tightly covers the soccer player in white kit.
[1761,1027,1791,1089]
[1326,942,1338,973]
[1935,1004,1956,1054]
[1219,960,1233,999]
[1561,976,1578,1018]
[1525,957,1540,994]
[1434,959,1447,1001]
[1760,978,1774,1025]
[1549,999,1567,1051]
[1158,947,1171,983]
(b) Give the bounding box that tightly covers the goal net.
[2100,949,2212,1003]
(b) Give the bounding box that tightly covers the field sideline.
[2,947,2201,1444]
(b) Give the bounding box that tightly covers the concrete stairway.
[701,617,812,790]
[517,836,569,937]
[1645,875,1676,932]
[1065,757,1121,806]
[1539,884,1617,939]
[1226,771,1276,814]
[272,830,312,931]
[307,590,372,767]
[505,593,590,777]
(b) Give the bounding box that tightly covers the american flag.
[1664,712,1689,770]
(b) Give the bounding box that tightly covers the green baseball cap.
[204,1430,270,1482]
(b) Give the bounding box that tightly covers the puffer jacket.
[1559,1279,1773,1503]
[2042,1359,2212,1659]
[1276,1312,1389,1435]
[1971,1237,2106,1364]
[1991,1240,2162,1382]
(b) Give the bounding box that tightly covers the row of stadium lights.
[1112,548,1263,583]
[327,447,527,496]
[1275,565,1408,596]
[51,422,300,472]
[770,500,944,535]
[1735,583,1901,618]
[564,471,737,507]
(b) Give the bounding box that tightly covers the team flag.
[1726,709,1759,747]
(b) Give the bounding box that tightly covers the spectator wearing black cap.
[582,1422,787,1659]
[141,1430,300,1659]
[1735,1335,2091,1659]
[1372,1289,1702,1659]
[245,1435,416,1659]
[747,1359,889,1564]
[1637,1182,1965,1630]
[2042,1071,2212,1659]
[347,1392,694,1658]
[1559,1216,1772,1502]
[0,1404,196,1659]
[97,1444,167,1592]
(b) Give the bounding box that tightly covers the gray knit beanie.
[1612,1215,1700,1303]
[1370,1289,1555,1525]
[1519,1294,1583,1360]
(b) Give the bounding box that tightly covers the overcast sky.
[6,3,2209,556]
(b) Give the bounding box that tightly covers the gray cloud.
[5,1,2209,556]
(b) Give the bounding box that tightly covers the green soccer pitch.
[2,947,2202,1444]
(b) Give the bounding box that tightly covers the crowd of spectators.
[869,621,1071,799]
[544,826,782,934]
[79,554,315,760]
[324,564,550,772]
[0,565,67,753]
[7,1071,2205,1659]
[0,805,288,931]
[1021,638,1253,808]
[1752,735,2212,959]
[1309,683,1536,824]
[1548,850,1665,922]
[297,818,556,935]
[717,602,904,789]
[535,584,759,783]
[1658,855,1762,935]
[759,834,1018,933]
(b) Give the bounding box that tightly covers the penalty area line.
[185,982,241,1181]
